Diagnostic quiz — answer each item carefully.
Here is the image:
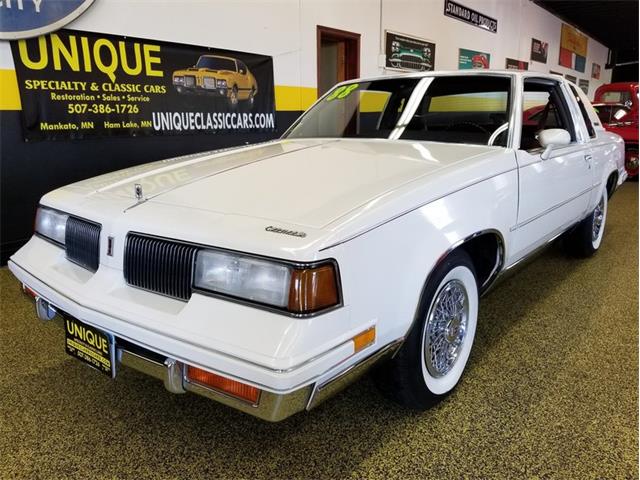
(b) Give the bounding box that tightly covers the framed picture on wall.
[579,79,589,94]
[458,48,490,69]
[592,63,601,79]
[505,58,529,70]
[565,74,577,84]
[530,38,548,63]
[384,30,436,72]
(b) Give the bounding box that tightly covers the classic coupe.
[9,71,626,421]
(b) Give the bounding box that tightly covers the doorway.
[317,25,360,97]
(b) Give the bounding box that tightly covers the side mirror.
[538,128,571,160]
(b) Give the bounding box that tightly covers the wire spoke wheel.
[592,195,605,243]
[424,279,469,378]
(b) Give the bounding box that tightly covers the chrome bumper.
[25,286,400,422]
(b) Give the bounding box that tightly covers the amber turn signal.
[353,327,376,353]
[288,264,340,314]
[186,366,261,404]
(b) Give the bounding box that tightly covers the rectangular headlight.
[173,76,184,84]
[193,250,340,315]
[216,79,227,88]
[35,206,68,246]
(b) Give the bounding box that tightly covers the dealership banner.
[10,29,276,140]
[505,58,529,70]
[385,31,435,72]
[530,38,548,63]
[458,48,490,69]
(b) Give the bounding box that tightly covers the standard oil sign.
[444,0,497,34]
[0,0,95,40]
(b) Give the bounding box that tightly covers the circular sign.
[0,0,96,40]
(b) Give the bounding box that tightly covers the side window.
[521,79,576,151]
[238,61,248,74]
[569,85,596,138]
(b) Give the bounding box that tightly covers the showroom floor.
[1,183,637,479]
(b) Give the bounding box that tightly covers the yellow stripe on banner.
[0,77,314,113]
[275,85,317,112]
[0,69,22,110]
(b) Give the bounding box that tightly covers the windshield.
[284,75,512,146]
[196,56,236,71]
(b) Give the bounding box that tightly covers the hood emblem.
[265,226,307,238]
[134,183,143,201]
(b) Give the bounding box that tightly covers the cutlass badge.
[134,183,143,201]
[265,226,307,238]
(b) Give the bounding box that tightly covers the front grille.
[184,75,196,87]
[65,217,101,272]
[124,234,198,301]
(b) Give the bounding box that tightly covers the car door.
[511,78,593,260]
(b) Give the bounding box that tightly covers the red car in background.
[593,82,639,178]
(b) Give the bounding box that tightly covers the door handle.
[584,154,592,169]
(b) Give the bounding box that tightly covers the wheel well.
[606,171,618,199]
[455,232,504,291]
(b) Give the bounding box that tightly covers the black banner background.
[11,29,276,140]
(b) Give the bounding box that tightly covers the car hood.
[63,138,498,229]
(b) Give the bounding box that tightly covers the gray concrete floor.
[1,183,637,479]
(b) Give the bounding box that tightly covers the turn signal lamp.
[186,366,261,404]
[288,264,340,314]
[353,327,376,353]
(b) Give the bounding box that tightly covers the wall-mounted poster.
[459,48,490,69]
[579,79,589,95]
[10,29,276,141]
[444,0,497,33]
[559,23,587,72]
[530,38,548,63]
[565,74,577,84]
[505,58,529,70]
[592,63,601,79]
[385,31,435,72]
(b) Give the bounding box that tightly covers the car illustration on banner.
[389,41,433,71]
[172,55,258,108]
[9,71,626,422]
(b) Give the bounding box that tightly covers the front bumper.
[12,260,400,421]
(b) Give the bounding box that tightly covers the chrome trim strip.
[509,184,595,232]
[306,339,403,410]
[320,168,517,251]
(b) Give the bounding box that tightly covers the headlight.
[193,250,340,315]
[216,79,227,89]
[35,206,68,246]
[173,76,184,84]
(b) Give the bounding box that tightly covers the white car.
[9,71,626,421]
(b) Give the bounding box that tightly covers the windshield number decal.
[326,83,359,102]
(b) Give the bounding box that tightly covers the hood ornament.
[134,183,143,201]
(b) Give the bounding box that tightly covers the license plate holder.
[64,316,116,378]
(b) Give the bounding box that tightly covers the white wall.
[0,0,612,99]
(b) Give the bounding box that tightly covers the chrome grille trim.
[124,233,198,301]
[65,217,101,272]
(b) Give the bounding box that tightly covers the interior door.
[511,79,593,259]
